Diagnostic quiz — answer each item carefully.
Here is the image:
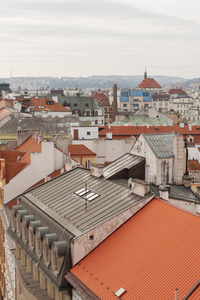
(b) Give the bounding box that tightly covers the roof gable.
[138,78,162,89]
[142,133,174,158]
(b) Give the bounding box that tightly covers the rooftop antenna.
[85,183,88,211]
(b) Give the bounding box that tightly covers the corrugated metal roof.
[23,167,150,234]
[69,198,200,300]
[142,133,174,158]
[103,153,145,179]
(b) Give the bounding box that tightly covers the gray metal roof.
[23,167,150,234]
[103,153,145,179]
[142,133,174,158]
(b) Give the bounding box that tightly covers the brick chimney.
[112,84,118,121]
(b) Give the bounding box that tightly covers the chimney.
[131,178,150,197]
[112,84,118,121]
[106,132,112,139]
[189,124,192,131]
[90,163,104,178]
[182,138,193,187]
[159,183,169,201]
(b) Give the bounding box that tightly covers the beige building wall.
[71,195,154,265]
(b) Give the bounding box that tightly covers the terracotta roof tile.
[189,160,200,171]
[68,145,96,156]
[5,162,27,182]
[0,108,12,120]
[99,125,200,143]
[14,136,42,165]
[168,88,188,95]
[138,78,162,88]
[69,199,200,300]
[29,97,70,112]
[93,90,109,101]
[0,150,24,162]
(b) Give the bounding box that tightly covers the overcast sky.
[0,0,200,78]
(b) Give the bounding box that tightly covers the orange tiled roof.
[29,97,70,112]
[0,107,12,120]
[68,145,96,156]
[14,136,42,165]
[138,78,162,88]
[0,149,28,182]
[168,88,188,95]
[5,162,27,182]
[99,125,200,143]
[93,90,109,101]
[0,150,24,162]
[189,160,200,171]
[69,198,200,300]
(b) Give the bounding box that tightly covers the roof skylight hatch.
[115,288,126,298]
[75,187,99,202]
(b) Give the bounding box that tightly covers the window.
[51,241,67,277]
[85,109,91,116]
[109,107,112,111]
[43,233,58,267]
[16,210,28,238]
[11,205,23,232]
[85,103,89,107]
[104,107,107,112]
[95,120,98,125]
[133,104,139,107]
[29,220,42,251]
[94,110,98,116]
[46,101,54,105]
[123,104,127,107]
[74,103,77,107]
[22,215,35,244]
[87,132,91,135]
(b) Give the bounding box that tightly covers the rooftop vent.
[115,288,126,298]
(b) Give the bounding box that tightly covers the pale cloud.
[0,0,200,78]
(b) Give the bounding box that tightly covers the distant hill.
[0,75,191,91]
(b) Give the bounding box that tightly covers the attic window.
[75,187,99,201]
[46,101,53,105]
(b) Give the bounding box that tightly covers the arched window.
[16,210,28,238]
[43,233,58,267]
[22,215,35,244]
[51,241,67,277]
[35,227,49,259]
[28,220,42,251]
[11,205,23,232]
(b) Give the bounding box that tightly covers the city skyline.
[1,0,200,79]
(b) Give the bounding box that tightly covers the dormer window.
[22,215,35,244]
[43,233,58,267]
[51,241,67,277]
[46,101,54,105]
[29,220,42,251]
[11,205,23,232]
[16,210,28,238]
[35,227,49,259]
[85,109,91,116]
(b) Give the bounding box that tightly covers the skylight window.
[75,187,99,202]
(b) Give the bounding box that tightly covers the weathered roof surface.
[138,78,162,88]
[112,117,170,126]
[189,159,200,171]
[151,184,200,203]
[0,114,85,134]
[142,133,174,158]
[27,97,70,112]
[68,145,96,156]
[68,198,200,300]
[23,167,150,234]
[0,108,12,120]
[103,153,145,179]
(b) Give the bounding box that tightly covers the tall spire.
[144,67,147,78]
